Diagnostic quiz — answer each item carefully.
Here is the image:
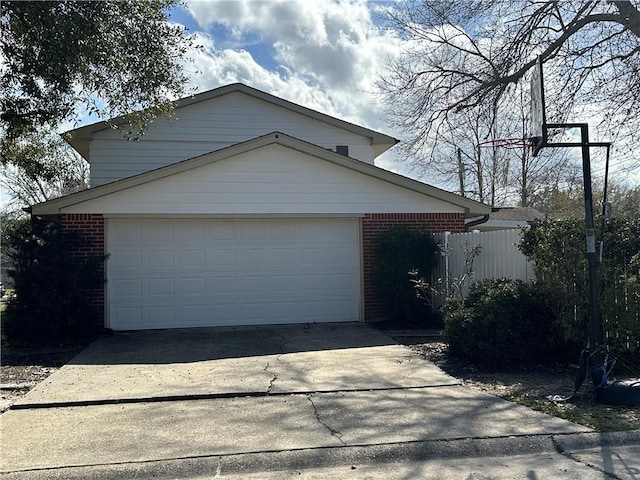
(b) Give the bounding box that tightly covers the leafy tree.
[379,0,640,191]
[1,0,196,162]
[3,218,107,343]
[1,131,88,209]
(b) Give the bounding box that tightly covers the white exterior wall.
[89,92,375,186]
[61,144,464,215]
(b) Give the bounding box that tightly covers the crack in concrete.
[551,436,623,480]
[306,394,347,447]
[212,456,222,478]
[263,361,278,395]
[263,333,291,394]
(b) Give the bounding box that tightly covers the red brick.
[61,214,106,328]
[362,213,464,322]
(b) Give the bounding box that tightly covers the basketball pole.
[542,125,606,352]
[577,124,603,350]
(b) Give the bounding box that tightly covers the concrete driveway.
[3,322,634,479]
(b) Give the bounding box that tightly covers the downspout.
[464,215,489,232]
[464,207,499,232]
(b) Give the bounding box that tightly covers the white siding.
[89,92,375,185]
[62,144,464,215]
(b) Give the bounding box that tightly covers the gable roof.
[65,83,399,160]
[31,132,490,217]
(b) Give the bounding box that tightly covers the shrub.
[3,218,106,344]
[444,278,558,367]
[374,226,440,327]
[520,218,640,356]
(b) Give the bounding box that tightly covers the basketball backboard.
[530,56,546,156]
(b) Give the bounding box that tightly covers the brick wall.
[362,213,465,322]
[60,214,106,327]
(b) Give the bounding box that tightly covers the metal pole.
[580,125,603,348]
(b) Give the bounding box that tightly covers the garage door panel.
[268,222,297,240]
[113,251,143,269]
[176,223,206,241]
[269,275,299,293]
[207,249,237,266]
[328,247,357,264]
[298,248,327,265]
[297,274,327,291]
[147,278,174,296]
[179,305,207,323]
[330,299,357,317]
[239,222,267,241]
[107,218,360,329]
[147,251,175,268]
[240,276,267,293]
[239,302,268,320]
[112,222,142,241]
[114,279,143,297]
[147,305,175,326]
[208,303,237,321]
[268,248,297,265]
[208,277,238,295]
[180,277,206,295]
[112,306,143,328]
[329,273,356,291]
[145,223,175,241]
[301,302,330,321]
[239,248,266,265]
[179,250,206,267]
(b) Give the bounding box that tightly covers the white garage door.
[107,218,360,330]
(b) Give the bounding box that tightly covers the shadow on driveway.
[68,322,397,365]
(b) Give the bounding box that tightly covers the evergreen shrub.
[374,226,440,327]
[3,218,106,344]
[444,278,558,367]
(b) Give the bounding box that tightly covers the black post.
[580,125,603,349]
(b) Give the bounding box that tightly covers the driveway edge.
[3,431,638,480]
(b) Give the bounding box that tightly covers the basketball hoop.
[477,137,532,150]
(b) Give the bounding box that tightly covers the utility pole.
[457,148,465,197]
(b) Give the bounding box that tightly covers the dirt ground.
[395,335,640,432]
[1,334,639,432]
[0,344,87,412]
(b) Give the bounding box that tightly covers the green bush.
[520,218,640,356]
[374,226,440,327]
[444,278,558,367]
[3,218,106,344]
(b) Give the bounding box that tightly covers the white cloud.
[182,0,404,136]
